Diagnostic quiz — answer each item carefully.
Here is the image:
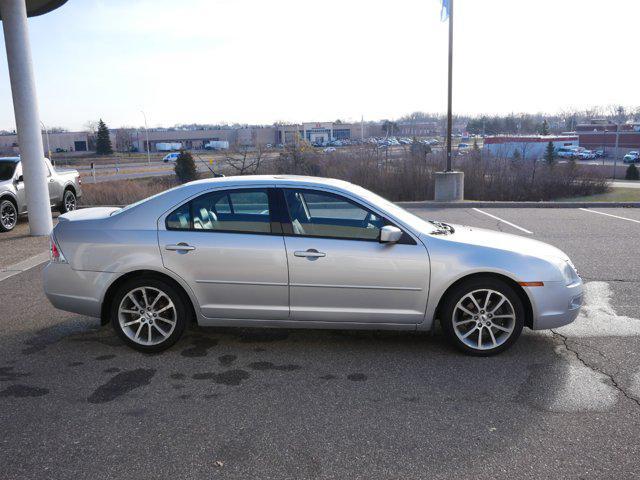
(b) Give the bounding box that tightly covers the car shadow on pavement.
[6,315,627,479]
[4,317,581,412]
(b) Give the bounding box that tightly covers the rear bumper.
[43,262,115,318]
[527,280,584,330]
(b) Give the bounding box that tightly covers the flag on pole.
[441,0,450,21]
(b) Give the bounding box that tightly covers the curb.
[397,201,640,208]
[0,252,50,283]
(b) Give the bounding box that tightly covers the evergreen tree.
[95,119,113,155]
[175,150,198,183]
[626,163,640,181]
[472,137,480,151]
[539,119,550,136]
[544,141,555,164]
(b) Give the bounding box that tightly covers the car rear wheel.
[60,189,77,214]
[110,277,189,353]
[0,199,17,232]
[440,278,524,356]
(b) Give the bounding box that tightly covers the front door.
[280,188,430,324]
[12,163,27,214]
[44,160,60,206]
[159,187,289,320]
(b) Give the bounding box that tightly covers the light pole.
[141,110,151,164]
[444,0,454,172]
[40,120,51,160]
[613,124,620,180]
[434,0,463,201]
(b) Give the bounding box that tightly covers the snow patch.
[556,281,640,337]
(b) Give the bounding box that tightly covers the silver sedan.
[43,175,584,355]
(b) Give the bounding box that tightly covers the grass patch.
[557,187,640,202]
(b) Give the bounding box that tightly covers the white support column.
[1,0,53,236]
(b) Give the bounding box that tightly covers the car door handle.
[165,243,196,252]
[294,249,326,258]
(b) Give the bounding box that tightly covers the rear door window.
[166,188,272,234]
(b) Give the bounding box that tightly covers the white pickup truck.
[0,157,82,232]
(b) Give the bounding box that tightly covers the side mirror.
[379,225,403,244]
[14,175,23,184]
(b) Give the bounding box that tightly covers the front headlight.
[561,261,579,286]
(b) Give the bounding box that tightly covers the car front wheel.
[110,276,189,353]
[440,278,524,356]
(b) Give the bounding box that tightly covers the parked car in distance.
[323,147,337,153]
[576,149,596,160]
[595,150,605,158]
[0,156,81,232]
[623,151,640,164]
[556,147,579,159]
[43,175,583,356]
[163,152,180,163]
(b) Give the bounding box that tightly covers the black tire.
[59,189,77,214]
[0,198,18,232]
[110,276,190,353]
[440,277,524,356]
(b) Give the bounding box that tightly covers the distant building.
[397,121,440,137]
[275,122,374,145]
[0,120,387,155]
[483,135,579,159]
[576,121,640,151]
[0,131,95,155]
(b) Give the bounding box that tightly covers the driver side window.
[283,189,384,241]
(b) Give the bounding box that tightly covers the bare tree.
[224,146,264,175]
[114,127,134,152]
[84,120,98,135]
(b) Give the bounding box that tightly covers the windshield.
[0,160,18,181]
[350,185,440,233]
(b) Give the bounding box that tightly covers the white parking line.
[0,252,50,283]
[471,208,534,234]
[579,208,640,224]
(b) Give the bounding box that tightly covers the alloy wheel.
[64,191,76,211]
[0,201,17,231]
[452,289,516,351]
[117,286,177,346]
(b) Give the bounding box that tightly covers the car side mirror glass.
[379,225,403,244]
[15,175,23,184]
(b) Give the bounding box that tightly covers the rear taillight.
[49,234,67,263]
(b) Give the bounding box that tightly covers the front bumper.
[527,280,584,330]
[43,262,116,318]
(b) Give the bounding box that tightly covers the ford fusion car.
[43,175,583,355]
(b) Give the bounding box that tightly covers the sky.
[0,0,639,131]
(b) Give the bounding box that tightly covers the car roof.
[188,174,356,190]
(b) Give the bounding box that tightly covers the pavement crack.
[552,330,640,409]
[580,277,640,283]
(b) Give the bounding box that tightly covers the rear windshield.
[0,160,17,181]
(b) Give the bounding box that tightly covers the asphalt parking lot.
[1,207,639,480]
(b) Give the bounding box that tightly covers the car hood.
[420,223,570,263]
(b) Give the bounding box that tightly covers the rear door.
[158,187,289,320]
[278,187,430,324]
